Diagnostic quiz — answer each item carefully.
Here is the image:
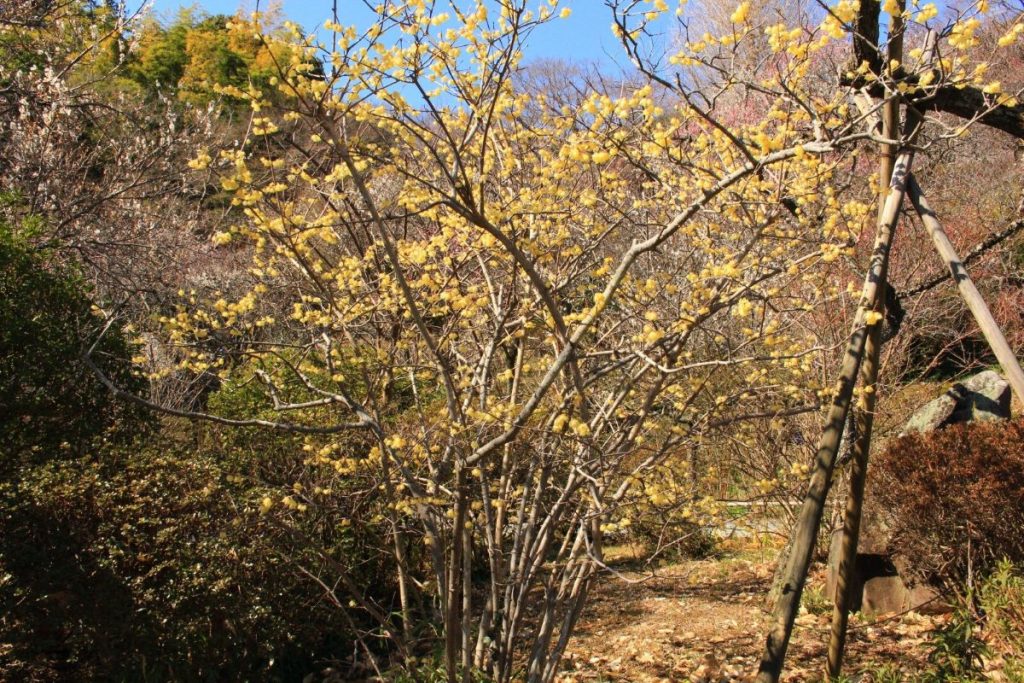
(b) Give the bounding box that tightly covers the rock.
[902,370,1010,434]
[825,499,895,604]
[948,370,1011,423]
[900,391,958,434]
[858,556,942,615]
[826,541,942,615]
[861,573,907,615]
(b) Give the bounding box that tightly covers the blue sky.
[137,0,644,69]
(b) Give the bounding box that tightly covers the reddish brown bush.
[872,418,1024,593]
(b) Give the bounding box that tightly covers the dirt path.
[557,553,940,682]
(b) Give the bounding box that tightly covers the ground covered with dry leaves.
[556,546,942,683]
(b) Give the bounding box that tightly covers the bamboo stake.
[907,174,1024,404]
[825,308,884,678]
[826,30,943,679]
[824,212,892,673]
[754,150,915,683]
[826,14,907,670]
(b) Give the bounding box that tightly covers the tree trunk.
[446,466,468,683]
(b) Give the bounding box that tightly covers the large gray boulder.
[901,370,1010,434]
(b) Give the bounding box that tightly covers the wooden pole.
[824,164,893,680]
[824,340,877,678]
[826,13,908,674]
[906,174,1024,404]
[754,149,915,683]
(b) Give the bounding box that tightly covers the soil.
[555,546,942,682]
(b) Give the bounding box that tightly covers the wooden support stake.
[826,31,941,679]
[907,174,1024,405]
[825,307,883,678]
[826,21,906,670]
[754,149,915,683]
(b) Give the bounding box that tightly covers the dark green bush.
[0,223,150,472]
[0,431,359,682]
